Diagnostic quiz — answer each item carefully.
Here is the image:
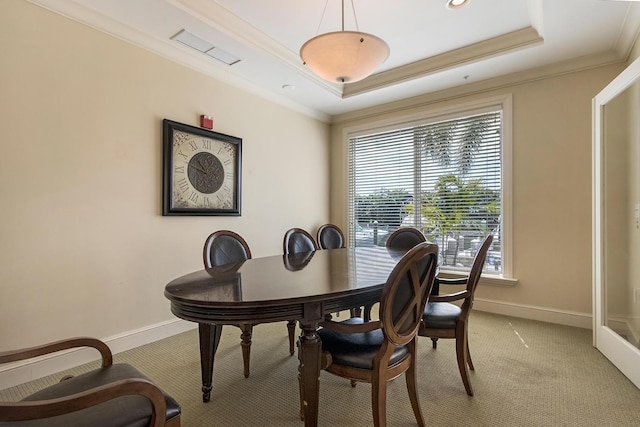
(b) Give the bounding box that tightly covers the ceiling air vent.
[171,29,241,66]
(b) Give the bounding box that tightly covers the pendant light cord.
[350,0,360,32]
[316,0,360,34]
[314,0,329,36]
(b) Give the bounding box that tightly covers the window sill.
[437,270,518,287]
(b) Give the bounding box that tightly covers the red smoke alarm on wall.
[200,115,214,129]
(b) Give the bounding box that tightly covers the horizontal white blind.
[348,110,502,273]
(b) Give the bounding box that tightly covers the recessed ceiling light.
[447,0,470,10]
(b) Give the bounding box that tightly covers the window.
[347,97,511,276]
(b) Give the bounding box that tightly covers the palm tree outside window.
[348,109,503,274]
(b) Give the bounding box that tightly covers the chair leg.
[371,373,388,427]
[405,354,425,427]
[239,324,253,378]
[466,335,475,371]
[350,380,357,388]
[456,334,474,396]
[350,307,362,318]
[431,337,438,349]
[287,320,296,355]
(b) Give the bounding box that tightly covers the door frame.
[593,54,640,389]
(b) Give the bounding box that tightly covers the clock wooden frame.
[162,119,242,216]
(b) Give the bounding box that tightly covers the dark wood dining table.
[164,246,407,427]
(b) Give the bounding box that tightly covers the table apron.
[169,291,382,325]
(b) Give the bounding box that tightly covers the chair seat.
[423,302,461,330]
[318,318,409,370]
[13,363,181,427]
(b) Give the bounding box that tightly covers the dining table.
[164,245,408,427]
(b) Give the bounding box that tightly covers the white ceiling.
[28,0,640,121]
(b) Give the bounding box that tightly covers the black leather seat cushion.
[6,363,181,427]
[318,318,408,370]
[423,302,461,329]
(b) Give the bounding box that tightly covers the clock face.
[171,130,236,210]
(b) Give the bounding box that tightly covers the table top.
[164,246,407,323]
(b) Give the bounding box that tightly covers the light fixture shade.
[300,31,389,83]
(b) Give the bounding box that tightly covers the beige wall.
[329,65,624,317]
[0,0,330,349]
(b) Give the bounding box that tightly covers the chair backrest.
[203,230,252,268]
[385,227,427,251]
[379,242,439,346]
[463,234,494,305]
[283,228,318,254]
[316,224,346,249]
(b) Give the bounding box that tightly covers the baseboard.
[0,301,593,390]
[473,298,592,329]
[0,318,196,390]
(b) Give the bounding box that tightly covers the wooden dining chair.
[309,242,439,427]
[385,227,427,251]
[316,223,346,249]
[0,337,181,426]
[283,227,318,254]
[418,234,493,396]
[345,226,430,322]
[204,230,293,377]
[282,227,318,355]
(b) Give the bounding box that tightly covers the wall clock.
[163,119,242,216]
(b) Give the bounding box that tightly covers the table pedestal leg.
[199,323,222,402]
[298,319,321,427]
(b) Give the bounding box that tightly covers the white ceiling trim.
[615,2,640,59]
[169,0,344,97]
[344,27,544,98]
[26,0,331,122]
[333,50,624,125]
[171,0,544,101]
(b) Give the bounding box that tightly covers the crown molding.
[331,50,624,124]
[169,0,344,97]
[26,0,331,123]
[344,27,544,98]
[616,2,640,60]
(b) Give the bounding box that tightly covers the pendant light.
[300,0,389,84]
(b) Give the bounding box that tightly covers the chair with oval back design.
[204,230,293,377]
[303,242,439,427]
[282,228,319,354]
[418,234,493,396]
[316,224,346,250]
[385,227,427,251]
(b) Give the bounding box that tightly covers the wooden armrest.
[0,337,112,368]
[320,319,382,334]
[0,378,166,427]
[436,277,468,286]
[429,290,470,303]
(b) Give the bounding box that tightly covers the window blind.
[348,110,502,273]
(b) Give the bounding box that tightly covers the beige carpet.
[2,311,640,426]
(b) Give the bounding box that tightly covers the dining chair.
[385,227,427,251]
[282,228,319,355]
[418,234,493,396]
[0,337,181,427]
[309,242,439,427]
[283,227,318,254]
[316,223,346,249]
[204,230,292,377]
[346,226,430,322]
[316,224,362,318]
